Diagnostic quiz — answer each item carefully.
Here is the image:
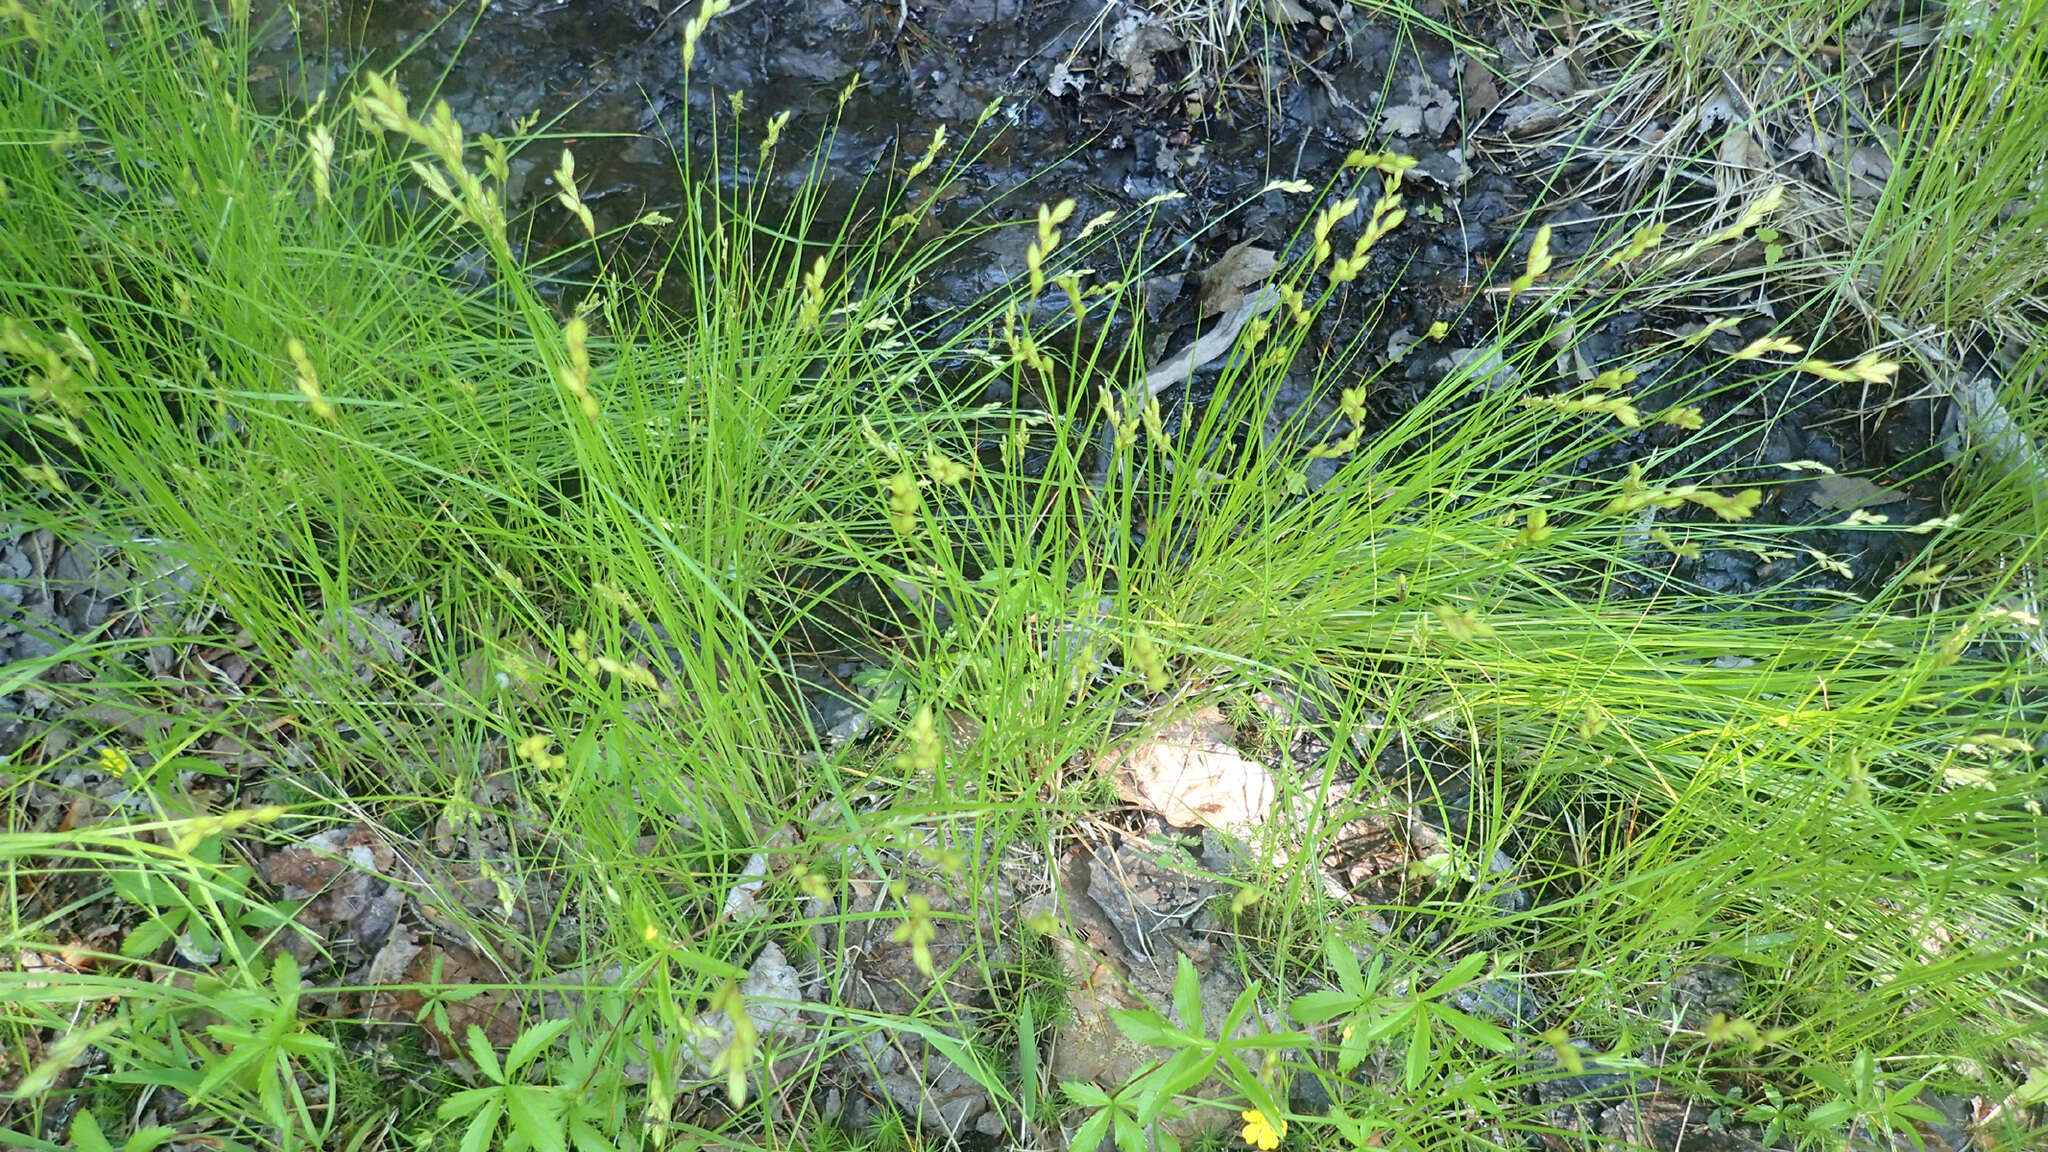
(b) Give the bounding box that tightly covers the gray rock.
[1666,962,1745,1028]
[1449,978,1545,1031]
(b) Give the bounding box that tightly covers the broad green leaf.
[1108,1006,1181,1048]
[1019,998,1039,1119]
[459,1099,503,1152]
[1404,1013,1431,1089]
[466,1024,506,1083]
[1172,954,1204,1033]
[1431,1004,1514,1052]
[920,1024,1008,1103]
[1420,950,1489,1000]
[1062,1080,1113,1109]
[1326,934,1363,994]
[2014,1065,2048,1105]
[1070,1105,1111,1152]
[504,1085,568,1152]
[508,1017,574,1072]
[1289,990,1357,1024]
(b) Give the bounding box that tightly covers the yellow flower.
[1240,1108,1285,1150]
[97,746,133,777]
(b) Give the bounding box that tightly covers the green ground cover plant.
[3,2,2045,1151]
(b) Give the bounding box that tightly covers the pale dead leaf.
[1848,145,1892,199]
[364,924,422,986]
[683,943,804,1078]
[1462,57,1502,123]
[1196,238,1278,318]
[1810,473,1906,509]
[1263,0,1320,25]
[1718,128,1772,184]
[1500,97,1567,137]
[1103,707,1275,834]
[1108,13,1182,95]
[1383,72,1454,137]
[720,824,796,924]
[1382,103,1425,137]
[1047,61,1086,98]
[1522,53,1578,99]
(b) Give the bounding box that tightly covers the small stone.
[1666,962,1744,1027]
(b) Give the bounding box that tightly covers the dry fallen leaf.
[1462,56,1502,123]
[1809,473,1906,510]
[1108,13,1182,95]
[1196,238,1279,318]
[1382,73,1455,138]
[391,939,526,1064]
[1102,707,1275,834]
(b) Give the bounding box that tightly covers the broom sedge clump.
[3,2,2045,1150]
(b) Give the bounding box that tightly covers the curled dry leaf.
[1196,238,1279,318]
[1101,707,1276,835]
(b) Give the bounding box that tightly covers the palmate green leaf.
[119,916,174,959]
[269,951,302,1007]
[67,1110,117,1152]
[568,1118,618,1152]
[1338,1013,1374,1073]
[437,1086,501,1122]
[123,1124,181,1152]
[1111,1107,1147,1152]
[255,1054,288,1131]
[503,1084,569,1152]
[1352,1005,1410,1047]
[458,1098,504,1152]
[1892,1099,1946,1127]
[1139,1049,1211,1126]
[1804,1063,1852,1099]
[110,869,181,909]
[1804,1100,1856,1129]
[1222,1050,1284,1128]
[1069,1103,1112,1152]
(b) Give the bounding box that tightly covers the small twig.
[1086,284,1283,499]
